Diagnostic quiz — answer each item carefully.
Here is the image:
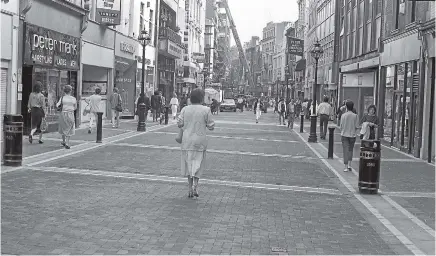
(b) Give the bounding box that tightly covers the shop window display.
[383,65,395,142]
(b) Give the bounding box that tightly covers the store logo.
[32,34,78,55]
[120,41,135,54]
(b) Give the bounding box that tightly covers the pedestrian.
[177,88,215,198]
[360,105,378,140]
[85,87,102,134]
[150,91,161,122]
[170,93,179,120]
[27,81,46,144]
[287,99,295,129]
[56,85,77,149]
[317,96,333,140]
[109,87,122,128]
[340,100,361,172]
[159,91,166,124]
[278,98,286,125]
[254,98,262,123]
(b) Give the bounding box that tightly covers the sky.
[226,0,299,46]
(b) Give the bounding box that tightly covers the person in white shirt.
[254,98,262,123]
[85,88,102,134]
[170,93,179,119]
[277,98,287,125]
[317,96,333,140]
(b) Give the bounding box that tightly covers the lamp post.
[137,30,151,132]
[308,40,324,143]
[285,65,290,103]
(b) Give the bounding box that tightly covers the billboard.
[287,37,304,56]
[96,0,121,25]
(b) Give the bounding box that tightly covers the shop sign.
[287,37,304,56]
[115,56,137,117]
[167,40,183,59]
[23,23,80,70]
[192,52,205,63]
[120,41,135,54]
[96,0,121,25]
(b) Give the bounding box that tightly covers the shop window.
[383,65,396,143]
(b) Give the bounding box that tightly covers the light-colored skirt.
[58,111,75,136]
[171,105,178,117]
[256,110,262,120]
[181,150,206,178]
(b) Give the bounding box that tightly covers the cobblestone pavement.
[1,110,432,255]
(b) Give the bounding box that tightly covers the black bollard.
[96,112,103,143]
[3,114,23,166]
[137,102,146,132]
[165,106,169,125]
[300,114,304,133]
[328,126,335,159]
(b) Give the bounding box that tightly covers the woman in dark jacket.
[360,105,378,139]
[27,81,45,144]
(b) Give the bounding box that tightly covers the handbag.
[83,103,90,116]
[40,117,47,132]
[175,129,183,144]
[115,94,123,112]
[56,96,63,112]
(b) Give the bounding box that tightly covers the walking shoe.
[343,168,349,172]
[88,130,91,134]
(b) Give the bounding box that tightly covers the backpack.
[280,102,286,113]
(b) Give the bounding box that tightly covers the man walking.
[150,91,161,122]
[277,98,286,125]
[287,99,295,129]
[86,87,102,133]
[317,96,333,140]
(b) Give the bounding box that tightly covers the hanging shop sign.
[287,37,304,56]
[96,0,121,25]
[167,40,183,59]
[23,23,80,70]
[192,52,205,63]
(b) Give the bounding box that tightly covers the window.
[351,31,355,57]
[366,0,372,21]
[149,10,154,45]
[411,0,416,22]
[139,15,144,36]
[366,22,371,52]
[346,34,350,58]
[375,17,381,49]
[340,36,345,60]
[347,11,351,33]
[358,27,363,54]
[147,1,150,7]
[140,2,145,15]
[352,7,357,31]
[359,1,364,27]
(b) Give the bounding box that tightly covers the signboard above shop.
[287,37,304,56]
[23,23,80,70]
[96,0,121,26]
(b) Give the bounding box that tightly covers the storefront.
[340,72,376,118]
[80,21,115,123]
[378,32,422,156]
[21,23,81,133]
[115,32,138,118]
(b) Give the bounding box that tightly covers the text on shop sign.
[120,41,135,54]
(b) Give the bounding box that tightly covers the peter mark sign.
[24,23,80,70]
[287,37,304,56]
[96,0,121,25]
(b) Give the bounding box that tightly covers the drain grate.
[271,247,287,252]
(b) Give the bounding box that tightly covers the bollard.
[300,114,304,133]
[137,102,146,132]
[358,140,381,194]
[164,106,169,125]
[3,114,23,166]
[328,126,335,159]
[96,112,103,143]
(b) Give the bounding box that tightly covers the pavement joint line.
[111,142,316,159]
[380,191,435,198]
[215,120,292,127]
[26,166,343,196]
[314,134,436,238]
[151,131,301,143]
[293,128,425,255]
[215,127,291,133]
[1,123,174,174]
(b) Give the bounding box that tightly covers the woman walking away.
[27,81,45,144]
[170,93,179,120]
[86,87,102,133]
[57,85,77,149]
[177,88,215,198]
[340,100,361,172]
[360,105,378,140]
[254,98,262,123]
[109,88,122,128]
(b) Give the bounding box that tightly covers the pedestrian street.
[1,110,434,255]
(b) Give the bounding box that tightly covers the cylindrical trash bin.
[3,114,24,166]
[358,140,381,194]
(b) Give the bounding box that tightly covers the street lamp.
[137,29,151,132]
[308,40,324,143]
[285,65,290,103]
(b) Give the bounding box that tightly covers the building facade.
[19,0,86,133]
[204,0,218,90]
[377,0,435,161]
[244,37,262,96]
[1,0,20,132]
[213,2,231,89]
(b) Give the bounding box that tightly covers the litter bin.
[358,140,381,194]
[3,114,24,166]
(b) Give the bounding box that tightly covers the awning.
[295,59,306,72]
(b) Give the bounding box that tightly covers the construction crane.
[220,0,255,88]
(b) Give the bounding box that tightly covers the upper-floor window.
[141,3,145,15]
[149,10,154,46]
